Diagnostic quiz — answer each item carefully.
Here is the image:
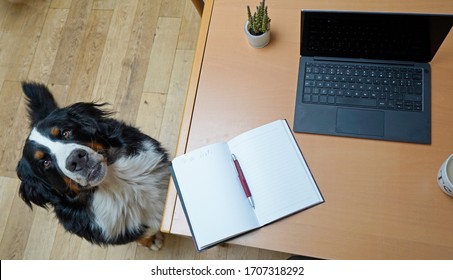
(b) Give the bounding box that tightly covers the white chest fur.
[91,142,169,241]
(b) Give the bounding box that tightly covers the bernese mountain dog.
[16,82,170,250]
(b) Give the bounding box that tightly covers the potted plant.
[245,0,271,48]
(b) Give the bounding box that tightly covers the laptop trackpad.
[336,108,384,137]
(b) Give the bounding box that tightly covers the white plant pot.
[244,21,270,48]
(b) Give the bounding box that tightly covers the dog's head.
[17,82,112,209]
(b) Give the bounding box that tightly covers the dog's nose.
[66,149,88,172]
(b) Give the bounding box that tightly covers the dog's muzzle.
[65,148,107,187]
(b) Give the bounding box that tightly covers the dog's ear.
[16,159,60,209]
[21,82,58,127]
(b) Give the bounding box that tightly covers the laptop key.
[336,97,377,107]
[404,94,422,102]
[305,74,315,80]
[414,102,422,111]
[413,73,422,80]
[312,95,319,103]
[378,99,387,107]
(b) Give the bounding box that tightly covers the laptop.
[294,10,453,144]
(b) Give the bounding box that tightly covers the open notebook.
[170,120,324,251]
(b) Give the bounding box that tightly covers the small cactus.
[247,0,271,36]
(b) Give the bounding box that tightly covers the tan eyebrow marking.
[88,141,106,152]
[34,150,44,160]
[50,127,60,137]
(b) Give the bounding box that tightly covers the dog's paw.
[150,233,164,251]
[137,232,164,251]
[150,238,164,251]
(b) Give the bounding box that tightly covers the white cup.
[437,154,453,196]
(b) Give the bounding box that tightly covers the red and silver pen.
[232,154,255,208]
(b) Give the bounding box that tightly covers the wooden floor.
[0,0,291,259]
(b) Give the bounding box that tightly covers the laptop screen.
[300,11,453,63]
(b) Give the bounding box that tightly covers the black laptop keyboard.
[302,62,423,111]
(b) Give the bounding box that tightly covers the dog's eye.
[42,159,51,170]
[62,129,71,139]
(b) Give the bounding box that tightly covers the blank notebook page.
[228,120,321,225]
[171,142,259,247]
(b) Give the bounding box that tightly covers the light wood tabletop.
[162,0,453,259]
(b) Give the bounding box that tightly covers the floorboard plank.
[135,92,167,140]
[0,177,20,245]
[2,0,50,81]
[23,208,59,259]
[113,0,162,124]
[158,49,194,156]
[49,0,93,86]
[65,9,112,104]
[0,186,35,259]
[91,0,139,108]
[0,82,24,175]
[27,8,69,84]
[0,82,29,178]
[49,226,82,259]
[143,17,181,94]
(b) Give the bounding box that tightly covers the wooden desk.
[162,0,453,259]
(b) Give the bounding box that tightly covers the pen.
[232,154,255,208]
